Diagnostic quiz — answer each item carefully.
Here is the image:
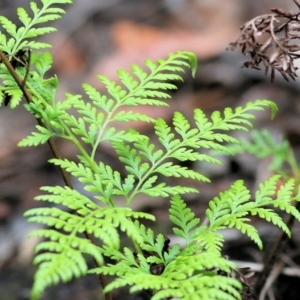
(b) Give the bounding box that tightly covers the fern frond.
[205,175,298,249]
[95,51,197,108]
[0,0,72,54]
[25,185,155,299]
[29,185,155,243]
[193,100,277,152]
[109,100,277,205]
[92,247,241,300]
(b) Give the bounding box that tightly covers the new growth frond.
[206,175,300,249]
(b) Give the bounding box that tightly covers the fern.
[25,185,154,299]
[0,0,70,107]
[2,1,300,299]
[205,175,300,249]
[0,0,72,54]
[0,0,72,108]
[10,48,289,299]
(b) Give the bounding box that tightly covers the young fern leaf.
[0,0,72,53]
[205,175,300,249]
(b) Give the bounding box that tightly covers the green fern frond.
[94,51,197,108]
[25,185,155,299]
[29,230,101,300]
[0,0,72,54]
[27,51,194,153]
[194,100,277,151]
[28,185,155,244]
[205,175,298,249]
[109,99,277,205]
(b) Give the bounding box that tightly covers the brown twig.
[0,49,112,300]
[229,1,300,82]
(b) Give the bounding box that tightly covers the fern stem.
[128,143,185,204]
[91,105,119,160]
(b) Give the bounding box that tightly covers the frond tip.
[0,0,72,53]
[94,51,197,109]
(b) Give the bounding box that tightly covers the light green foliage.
[224,129,291,171]
[92,217,240,300]
[93,182,300,299]
[0,0,72,107]
[25,186,154,299]
[1,1,299,300]
[0,0,72,53]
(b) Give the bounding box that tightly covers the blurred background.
[1,0,300,299]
